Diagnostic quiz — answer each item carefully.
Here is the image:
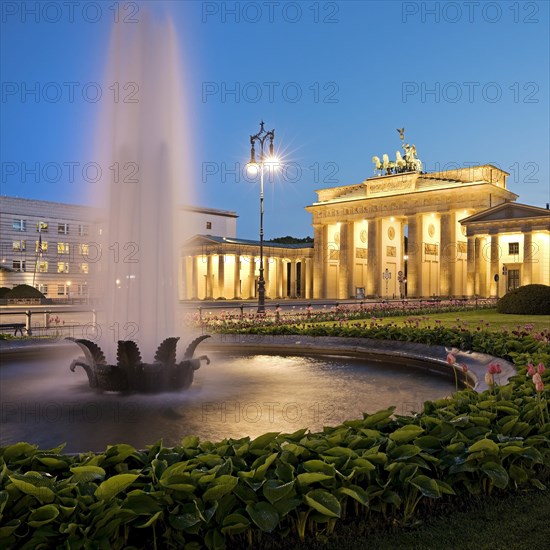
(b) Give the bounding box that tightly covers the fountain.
[73,12,209,387]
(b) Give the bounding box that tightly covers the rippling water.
[0,348,454,452]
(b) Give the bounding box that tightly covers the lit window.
[78,224,89,236]
[57,262,69,273]
[79,243,89,256]
[206,221,212,230]
[12,240,26,251]
[36,241,48,253]
[57,285,65,296]
[38,261,48,273]
[38,284,48,295]
[12,219,26,231]
[36,221,48,233]
[508,242,519,255]
[58,223,69,234]
[79,263,89,274]
[13,260,26,271]
[57,243,70,255]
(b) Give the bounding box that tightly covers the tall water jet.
[92,13,192,359]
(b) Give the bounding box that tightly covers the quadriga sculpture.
[68,335,210,392]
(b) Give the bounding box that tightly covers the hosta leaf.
[137,510,163,528]
[221,513,250,535]
[95,473,139,500]
[296,473,333,486]
[468,438,499,455]
[509,464,528,484]
[0,519,20,538]
[35,457,68,469]
[389,425,424,443]
[8,475,55,503]
[250,432,280,450]
[409,475,441,498]
[262,479,295,504]
[337,485,369,506]
[414,436,441,451]
[27,504,60,527]
[181,435,200,448]
[123,493,162,515]
[303,460,335,476]
[1,443,37,461]
[303,488,341,518]
[362,408,395,428]
[70,465,106,483]
[480,462,509,489]
[246,501,280,532]
[202,475,239,501]
[388,444,421,460]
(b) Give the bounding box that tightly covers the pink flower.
[485,372,494,386]
[532,373,544,392]
[488,362,502,375]
[461,364,469,373]
[537,363,546,374]
[447,353,457,365]
[527,363,536,377]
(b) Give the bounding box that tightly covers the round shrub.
[4,284,45,300]
[496,284,550,315]
[0,287,10,298]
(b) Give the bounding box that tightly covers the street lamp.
[247,121,278,313]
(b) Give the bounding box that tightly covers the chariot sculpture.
[67,335,210,393]
[372,128,423,176]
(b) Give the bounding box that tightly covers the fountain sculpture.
[68,335,210,392]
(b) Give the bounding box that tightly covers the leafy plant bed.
[1,326,548,549]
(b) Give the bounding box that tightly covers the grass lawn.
[318,309,550,332]
[248,487,550,550]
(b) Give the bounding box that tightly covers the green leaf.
[27,504,60,527]
[0,519,20,538]
[181,435,200,448]
[388,444,422,460]
[509,464,528,484]
[169,502,203,530]
[468,438,499,455]
[262,479,295,504]
[303,488,341,518]
[337,485,369,506]
[70,465,106,483]
[8,475,55,503]
[250,432,280,450]
[1,443,38,461]
[409,475,441,498]
[202,475,239,501]
[480,462,509,489]
[137,510,163,528]
[246,501,280,532]
[362,408,395,428]
[296,473,333,486]
[221,513,250,535]
[389,425,424,443]
[95,473,139,500]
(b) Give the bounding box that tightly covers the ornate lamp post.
[247,121,277,313]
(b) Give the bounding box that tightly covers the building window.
[38,261,48,273]
[12,219,26,231]
[57,262,69,273]
[36,241,48,253]
[13,260,26,271]
[37,284,48,295]
[79,263,89,274]
[78,224,89,236]
[57,284,66,296]
[36,221,48,233]
[58,223,69,235]
[57,243,70,255]
[508,242,519,255]
[508,269,520,291]
[206,221,212,230]
[78,243,89,257]
[12,240,26,252]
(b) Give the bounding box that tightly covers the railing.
[0,309,97,337]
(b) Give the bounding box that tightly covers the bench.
[0,323,25,336]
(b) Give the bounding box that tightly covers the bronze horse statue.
[67,335,210,392]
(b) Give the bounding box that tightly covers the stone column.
[276,258,284,298]
[233,255,241,299]
[206,255,213,299]
[523,230,533,285]
[217,255,225,299]
[490,233,500,297]
[406,215,422,298]
[338,221,349,299]
[305,257,312,299]
[191,255,198,299]
[439,212,453,297]
[289,260,297,298]
[248,256,255,298]
[478,237,488,297]
[466,235,476,297]
[264,257,270,298]
[312,224,324,299]
[366,218,379,297]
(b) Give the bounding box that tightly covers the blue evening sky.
[1,0,549,239]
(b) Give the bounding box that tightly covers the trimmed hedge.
[497,284,550,315]
[1,328,549,549]
[3,284,45,300]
